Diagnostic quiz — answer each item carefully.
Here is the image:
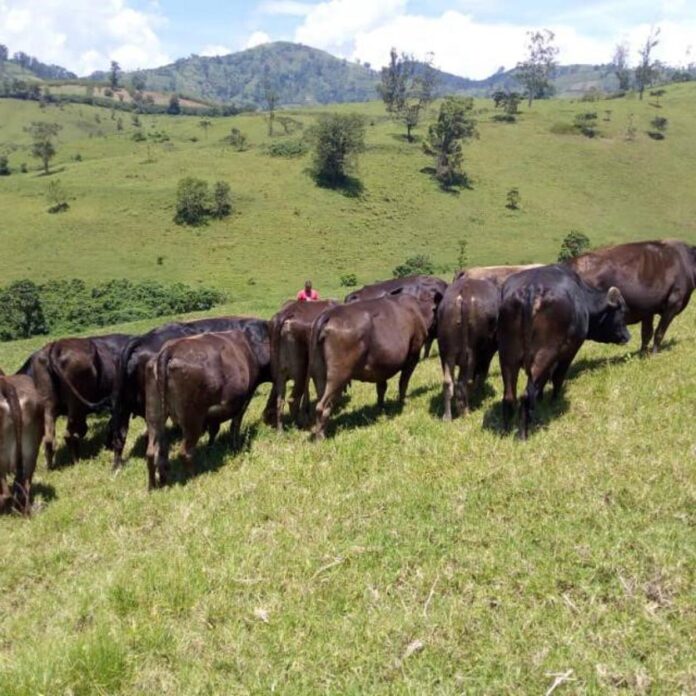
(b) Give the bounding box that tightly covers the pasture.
[0,85,695,693]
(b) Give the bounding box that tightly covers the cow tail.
[0,379,23,484]
[156,346,171,426]
[306,311,331,403]
[521,286,536,373]
[48,341,110,411]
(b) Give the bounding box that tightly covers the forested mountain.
[0,46,76,81]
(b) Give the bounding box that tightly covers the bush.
[574,112,599,138]
[558,231,591,262]
[309,113,366,187]
[132,130,146,142]
[265,138,308,158]
[506,188,521,210]
[0,278,226,340]
[47,179,69,213]
[0,155,10,175]
[339,273,358,287]
[393,254,435,278]
[174,177,209,225]
[20,162,28,173]
[211,181,232,219]
[492,113,516,123]
[222,128,248,151]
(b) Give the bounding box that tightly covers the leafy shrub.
[393,254,435,278]
[20,162,28,173]
[211,181,232,219]
[492,113,516,123]
[265,138,308,158]
[175,177,209,225]
[47,179,69,213]
[132,130,146,142]
[0,155,10,175]
[309,113,366,187]
[506,188,521,210]
[339,273,358,287]
[558,231,591,262]
[574,112,599,138]
[0,278,225,340]
[223,128,248,151]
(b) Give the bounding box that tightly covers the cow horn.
[607,286,623,307]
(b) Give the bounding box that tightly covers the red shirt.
[297,288,319,301]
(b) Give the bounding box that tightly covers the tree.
[46,179,69,213]
[223,127,248,151]
[0,280,47,340]
[310,113,366,187]
[211,181,232,218]
[25,121,62,174]
[132,72,146,91]
[0,155,9,176]
[174,177,209,225]
[199,119,212,139]
[0,45,8,63]
[516,29,559,107]
[492,90,522,121]
[558,231,591,262]
[611,43,631,91]
[263,80,278,136]
[423,97,478,188]
[636,28,660,100]
[167,94,181,115]
[109,60,121,90]
[393,254,435,278]
[378,49,438,141]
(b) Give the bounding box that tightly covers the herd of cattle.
[0,239,694,512]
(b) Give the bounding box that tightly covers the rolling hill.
[0,84,694,693]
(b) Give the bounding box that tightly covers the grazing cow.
[454,264,543,285]
[437,276,500,420]
[345,275,447,357]
[498,265,630,439]
[310,292,437,439]
[567,240,696,353]
[110,316,274,470]
[16,334,131,468]
[269,299,337,431]
[0,374,44,514]
[144,330,261,489]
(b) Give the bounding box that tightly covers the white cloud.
[200,44,232,57]
[259,1,314,16]
[0,0,169,75]
[292,4,696,78]
[245,30,272,49]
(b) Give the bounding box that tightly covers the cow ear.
[606,286,623,308]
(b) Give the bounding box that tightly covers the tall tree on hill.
[109,60,121,90]
[378,49,438,142]
[25,121,62,174]
[423,97,478,188]
[167,93,181,115]
[635,27,660,100]
[263,78,278,136]
[611,43,631,91]
[0,45,8,63]
[132,71,146,91]
[516,29,559,107]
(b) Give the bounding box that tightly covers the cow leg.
[520,351,557,440]
[500,360,520,432]
[551,356,575,400]
[398,354,420,402]
[653,307,679,353]
[422,336,433,359]
[275,376,287,432]
[207,422,220,445]
[12,475,31,516]
[0,474,10,514]
[640,316,654,354]
[65,412,88,462]
[43,404,57,470]
[231,396,254,451]
[111,411,130,471]
[441,360,455,421]
[376,381,388,409]
[261,385,277,426]
[179,426,202,479]
[312,380,344,441]
[289,372,306,428]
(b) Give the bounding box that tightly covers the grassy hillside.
[0,84,694,693]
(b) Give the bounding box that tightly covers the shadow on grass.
[313,174,365,199]
[51,419,111,469]
[419,167,473,194]
[162,421,261,488]
[481,391,570,438]
[322,398,404,438]
[428,381,496,419]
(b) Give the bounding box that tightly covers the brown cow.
[269,299,337,431]
[309,292,437,440]
[567,240,696,353]
[345,275,447,357]
[0,374,44,514]
[16,334,131,468]
[454,264,543,285]
[144,330,261,490]
[437,276,500,420]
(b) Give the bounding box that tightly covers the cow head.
[588,286,631,344]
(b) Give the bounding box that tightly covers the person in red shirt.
[297,280,319,302]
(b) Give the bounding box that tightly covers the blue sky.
[1,0,694,77]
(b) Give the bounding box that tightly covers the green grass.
[0,86,695,693]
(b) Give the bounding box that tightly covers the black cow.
[109,316,275,469]
[498,265,630,438]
